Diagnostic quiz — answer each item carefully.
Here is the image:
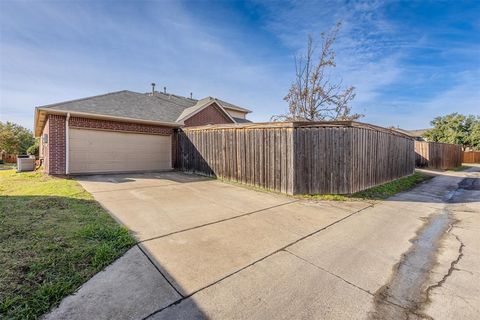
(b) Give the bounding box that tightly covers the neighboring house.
[391,127,430,141]
[408,129,430,141]
[34,90,252,175]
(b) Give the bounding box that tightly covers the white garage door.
[69,128,172,174]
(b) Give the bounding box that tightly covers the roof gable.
[176,98,235,123]
[184,103,235,126]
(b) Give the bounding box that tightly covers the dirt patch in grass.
[302,172,432,201]
[0,170,135,320]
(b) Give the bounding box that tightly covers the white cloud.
[250,0,406,119]
[418,71,480,116]
[252,0,479,127]
[1,0,478,131]
[362,70,480,129]
[0,0,285,129]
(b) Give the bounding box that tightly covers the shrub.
[27,138,40,157]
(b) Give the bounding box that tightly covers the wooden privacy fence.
[175,121,415,195]
[0,153,17,163]
[414,141,462,169]
[462,151,480,163]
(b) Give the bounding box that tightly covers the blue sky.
[0,0,479,130]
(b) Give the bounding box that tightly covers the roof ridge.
[152,91,198,102]
[150,94,195,111]
[213,98,251,113]
[37,90,135,108]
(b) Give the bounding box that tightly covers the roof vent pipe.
[151,83,155,95]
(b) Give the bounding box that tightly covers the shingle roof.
[152,92,251,113]
[151,92,197,109]
[232,117,252,123]
[39,90,186,123]
[37,90,250,124]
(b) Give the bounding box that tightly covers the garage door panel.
[69,129,172,174]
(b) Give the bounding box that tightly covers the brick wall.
[47,115,66,175]
[69,117,174,135]
[41,115,175,175]
[184,103,233,127]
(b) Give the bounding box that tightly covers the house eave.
[34,108,182,137]
[221,105,252,114]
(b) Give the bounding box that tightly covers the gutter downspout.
[65,113,70,175]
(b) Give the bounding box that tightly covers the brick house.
[34,90,251,175]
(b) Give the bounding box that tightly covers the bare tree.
[273,22,363,121]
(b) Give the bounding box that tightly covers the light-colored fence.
[175,121,415,195]
[414,141,462,169]
[462,151,480,163]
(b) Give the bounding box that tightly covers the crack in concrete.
[282,249,429,319]
[140,171,478,320]
[369,208,453,320]
[424,233,464,297]
[452,267,476,275]
[370,175,476,320]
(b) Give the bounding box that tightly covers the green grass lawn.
[302,172,432,201]
[0,170,135,320]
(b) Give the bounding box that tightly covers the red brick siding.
[42,115,175,175]
[48,115,66,175]
[69,117,174,135]
[184,103,233,127]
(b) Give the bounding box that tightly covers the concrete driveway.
[45,169,480,320]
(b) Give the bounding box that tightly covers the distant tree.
[272,22,363,122]
[467,117,480,150]
[0,122,35,154]
[424,113,480,150]
[27,138,40,157]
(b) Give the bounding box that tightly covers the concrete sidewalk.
[44,167,480,320]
